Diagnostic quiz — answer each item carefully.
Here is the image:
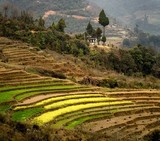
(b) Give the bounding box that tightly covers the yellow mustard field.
[44,97,117,109]
[33,101,132,125]
[14,94,104,110]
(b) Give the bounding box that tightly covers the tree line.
[88,44,160,78]
[0,9,89,57]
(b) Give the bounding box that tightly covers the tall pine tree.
[96,27,102,45]
[86,21,94,36]
[99,9,109,37]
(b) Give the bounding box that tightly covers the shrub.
[15,122,27,133]
[79,77,118,88]
[35,68,66,79]
[0,114,5,123]
[98,79,118,88]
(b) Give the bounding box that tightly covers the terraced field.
[81,91,160,140]
[0,37,160,141]
[0,64,159,140]
[0,37,85,77]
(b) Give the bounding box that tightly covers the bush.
[0,114,5,123]
[79,77,99,86]
[15,122,27,133]
[98,79,118,88]
[35,68,66,79]
[79,77,118,88]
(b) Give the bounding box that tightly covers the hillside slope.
[1,37,160,89]
[0,37,88,78]
[0,37,160,141]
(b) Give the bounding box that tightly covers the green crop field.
[12,108,44,122]
[0,85,83,103]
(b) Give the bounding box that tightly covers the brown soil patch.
[43,10,57,19]
[72,15,87,20]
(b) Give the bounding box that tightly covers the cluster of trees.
[89,45,160,78]
[0,10,89,57]
[85,9,109,45]
[86,22,102,44]
[0,10,44,36]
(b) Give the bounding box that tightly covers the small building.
[86,36,97,45]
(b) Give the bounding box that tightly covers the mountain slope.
[0,0,100,32]
[89,0,160,34]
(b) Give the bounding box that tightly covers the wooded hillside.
[0,0,100,32]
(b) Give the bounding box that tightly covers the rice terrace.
[0,0,160,140]
[0,37,159,141]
